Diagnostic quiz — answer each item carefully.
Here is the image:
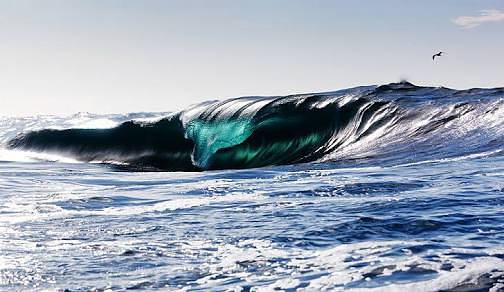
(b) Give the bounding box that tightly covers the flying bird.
[432,51,445,60]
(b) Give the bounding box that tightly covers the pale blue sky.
[0,0,503,116]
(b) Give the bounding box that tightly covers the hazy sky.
[1,0,503,116]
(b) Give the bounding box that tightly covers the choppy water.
[1,82,504,291]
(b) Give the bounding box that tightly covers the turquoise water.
[185,119,254,168]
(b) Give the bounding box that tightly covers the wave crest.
[6,82,504,171]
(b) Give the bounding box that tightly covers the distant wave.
[6,82,504,171]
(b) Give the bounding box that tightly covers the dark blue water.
[1,82,504,291]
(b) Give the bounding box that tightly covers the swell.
[6,82,504,171]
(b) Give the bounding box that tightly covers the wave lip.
[6,82,504,171]
[7,117,198,171]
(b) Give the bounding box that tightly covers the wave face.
[5,82,504,171]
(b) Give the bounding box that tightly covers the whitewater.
[1,82,504,291]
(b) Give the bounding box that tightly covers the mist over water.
[1,82,504,290]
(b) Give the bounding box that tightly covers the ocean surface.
[1,82,504,291]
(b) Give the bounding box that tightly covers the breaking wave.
[4,82,504,171]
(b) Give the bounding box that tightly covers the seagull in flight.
[432,51,445,60]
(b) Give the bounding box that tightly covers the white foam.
[185,238,504,291]
[0,149,81,163]
[99,192,265,216]
[71,118,118,129]
[348,257,504,292]
[0,192,266,224]
[392,148,503,168]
